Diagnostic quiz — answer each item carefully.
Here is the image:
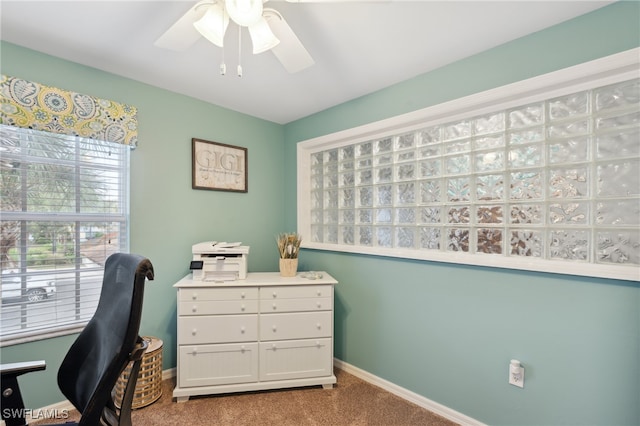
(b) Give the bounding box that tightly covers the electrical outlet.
[509,359,524,388]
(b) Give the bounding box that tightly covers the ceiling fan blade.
[154,1,210,51]
[264,9,314,73]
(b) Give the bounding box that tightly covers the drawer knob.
[192,328,197,335]
[316,302,322,309]
[272,292,277,298]
[192,348,198,355]
[316,341,321,347]
[272,303,277,310]
[241,292,246,299]
[192,293,197,300]
[192,305,197,312]
[241,345,246,352]
[316,323,322,329]
[241,304,246,311]
[272,344,277,350]
[317,290,322,296]
[240,326,246,333]
[272,325,277,332]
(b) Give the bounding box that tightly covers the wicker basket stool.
[114,336,163,409]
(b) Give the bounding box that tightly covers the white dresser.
[172,272,338,402]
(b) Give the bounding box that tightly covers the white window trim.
[297,48,640,282]
[0,128,130,346]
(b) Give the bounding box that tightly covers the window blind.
[0,124,130,345]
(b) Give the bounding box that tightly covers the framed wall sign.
[192,138,248,192]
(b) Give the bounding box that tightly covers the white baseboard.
[333,358,485,426]
[163,367,175,381]
[14,364,483,426]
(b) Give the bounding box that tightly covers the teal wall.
[1,2,639,425]
[284,2,640,426]
[0,41,285,408]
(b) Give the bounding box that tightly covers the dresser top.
[174,271,338,288]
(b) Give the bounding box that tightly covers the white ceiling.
[1,0,613,124]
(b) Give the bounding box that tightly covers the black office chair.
[1,253,154,426]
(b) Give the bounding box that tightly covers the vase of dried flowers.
[277,233,301,277]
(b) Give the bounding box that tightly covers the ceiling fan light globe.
[225,0,263,27]
[248,18,280,54]
[193,4,229,47]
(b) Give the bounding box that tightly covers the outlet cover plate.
[509,366,524,388]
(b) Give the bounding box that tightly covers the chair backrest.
[57,253,154,425]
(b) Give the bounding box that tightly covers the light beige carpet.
[39,367,458,425]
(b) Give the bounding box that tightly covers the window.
[0,125,130,345]
[297,49,639,281]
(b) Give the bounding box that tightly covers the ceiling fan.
[155,0,390,75]
[154,0,319,75]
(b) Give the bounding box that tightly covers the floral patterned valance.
[0,75,138,147]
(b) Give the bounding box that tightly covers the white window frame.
[0,126,130,346]
[297,48,640,282]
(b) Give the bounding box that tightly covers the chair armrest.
[130,337,149,361]
[1,361,46,426]
[1,360,46,377]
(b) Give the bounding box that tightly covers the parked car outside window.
[1,271,57,303]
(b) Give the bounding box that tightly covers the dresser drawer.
[260,297,332,313]
[179,315,257,344]
[261,285,332,300]
[260,311,332,341]
[259,338,332,382]
[179,343,258,388]
[179,287,257,302]
[179,299,258,315]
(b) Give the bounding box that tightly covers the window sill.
[303,242,639,282]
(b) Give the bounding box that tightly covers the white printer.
[190,241,249,282]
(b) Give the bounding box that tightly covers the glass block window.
[298,51,640,281]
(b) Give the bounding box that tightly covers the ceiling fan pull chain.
[220,3,226,76]
[237,26,243,77]
[220,39,226,75]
